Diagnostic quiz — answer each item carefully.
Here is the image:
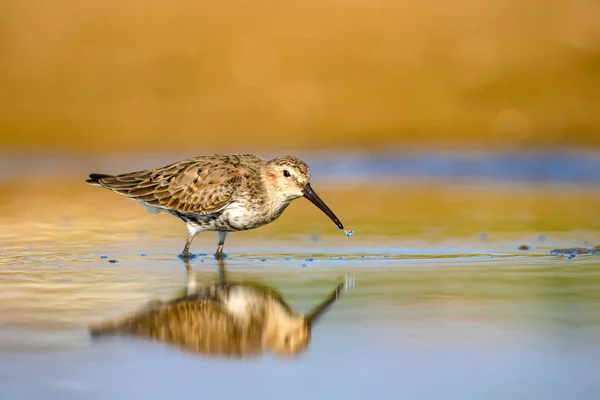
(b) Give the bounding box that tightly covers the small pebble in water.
[518,244,530,251]
[305,258,314,262]
[100,255,108,259]
[108,259,118,263]
[140,253,147,257]
[344,230,354,237]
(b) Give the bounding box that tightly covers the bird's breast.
[220,200,288,231]
[221,287,269,322]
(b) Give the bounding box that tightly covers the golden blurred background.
[1,0,600,154]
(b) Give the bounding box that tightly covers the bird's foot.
[214,249,229,260]
[178,252,198,261]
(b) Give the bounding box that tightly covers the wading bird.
[87,154,346,260]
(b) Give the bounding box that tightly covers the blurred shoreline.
[1,148,599,185]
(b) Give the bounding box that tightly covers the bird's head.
[268,317,311,357]
[264,155,344,229]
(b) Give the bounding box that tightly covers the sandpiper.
[86,154,346,259]
[89,266,350,358]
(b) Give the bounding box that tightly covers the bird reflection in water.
[89,260,352,358]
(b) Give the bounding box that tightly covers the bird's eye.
[283,170,291,177]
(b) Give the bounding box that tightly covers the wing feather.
[95,155,249,215]
[90,298,262,357]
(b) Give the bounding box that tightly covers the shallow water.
[1,164,600,399]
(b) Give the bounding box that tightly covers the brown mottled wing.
[90,299,263,357]
[97,157,242,214]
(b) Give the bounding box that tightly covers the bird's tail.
[86,173,114,186]
[89,319,122,338]
[89,300,164,338]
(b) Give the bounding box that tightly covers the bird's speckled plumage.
[86,153,344,259]
[89,274,348,358]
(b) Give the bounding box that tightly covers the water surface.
[1,167,599,399]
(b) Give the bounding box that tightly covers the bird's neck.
[259,170,295,221]
[262,302,296,347]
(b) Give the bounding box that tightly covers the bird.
[88,263,350,358]
[86,154,346,260]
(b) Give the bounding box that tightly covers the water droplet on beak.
[344,230,354,237]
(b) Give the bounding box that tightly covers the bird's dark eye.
[283,170,291,177]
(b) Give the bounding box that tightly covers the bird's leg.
[215,231,229,259]
[180,223,200,261]
[217,258,228,284]
[185,260,197,295]
[180,234,194,261]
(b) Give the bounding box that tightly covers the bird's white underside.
[225,287,252,319]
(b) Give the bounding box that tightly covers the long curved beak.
[302,183,344,229]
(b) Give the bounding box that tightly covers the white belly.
[221,202,266,230]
